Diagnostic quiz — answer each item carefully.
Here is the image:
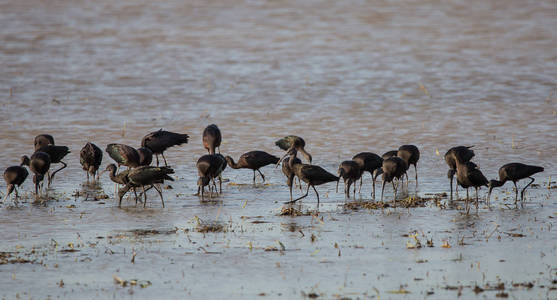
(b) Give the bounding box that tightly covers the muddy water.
[1,0,557,298]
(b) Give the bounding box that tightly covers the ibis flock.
[2,125,545,214]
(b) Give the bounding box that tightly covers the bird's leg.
[219,175,222,194]
[286,184,310,204]
[257,169,266,183]
[252,170,256,186]
[155,154,159,166]
[209,184,212,200]
[475,187,479,213]
[87,172,90,182]
[521,177,535,202]
[161,153,168,166]
[392,181,397,208]
[449,176,453,201]
[154,184,164,208]
[359,177,363,193]
[455,183,459,198]
[381,180,386,204]
[513,181,519,204]
[372,174,377,199]
[289,181,294,202]
[49,161,67,186]
[465,188,470,215]
[143,186,147,208]
[201,186,205,201]
[298,177,303,192]
[414,164,418,188]
[312,185,320,208]
[353,179,357,199]
[133,188,139,206]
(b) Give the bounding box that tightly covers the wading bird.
[456,160,488,214]
[225,151,279,184]
[352,152,383,198]
[397,145,420,186]
[141,129,189,166]
[445,146,475,200]
[117,166,174,208]
[487,163,544,204]
[3,156,29,203]
[34,134,54,151]
[22,152,51,198]
[196,154,224,200]
[275,135,312,164]
[380,157,407,206]
[281,156,303,202]
[337,160,361,199]
[80,142,103,182]
[277,148,338,207]
[106,144,140,169]
[37,144,70,187]
[203,124,222,155]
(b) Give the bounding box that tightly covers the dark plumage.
[381,150,398,160]
[106,144,140,168]
[225,151,279,184]
[275,135,312,164]
[352,152,383,199]
[281,156,302,202]
[456,161,488,214]
[337,160,361,199]
[196,154,225,200]
[34,134,54,151]
[104,164,131,185]
[203,124,222,155]
[22,152,51,197]
[445,146,475,200]
[137,147,153,166]
[80,142,103,181]
[36,145,70,187]
[397,145,420,186]
[278,148,339,207]
[117,166,174,208]
[3,156,29,203]
[141,129,189,166]
[381,157,407,205]
[487,163,544,204]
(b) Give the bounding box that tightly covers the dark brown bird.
[281,156,303,202]
[275,135,312,164]
[380,156,407,205]
[34,134,54,151]
[141,129,189,166]
[196,154,224,200]
[337,160,361,199]
[397,145,420,186]
[3,156,29,203]
[117,166,174,208]
[203,124,222,155]
[104,164,131,186]
[225,151,279,184]
[106,144,140,169]
[352,152,383,199]
[487,163,544,204]
[137,147,153,166]
[382,150,398,160]
[80,142,103,181]
[22,152,51,197]
[36,145,70,187]
[445,146,475,200]
[456,160,488,214]
[213,154,227,194]
[277,148,339,207]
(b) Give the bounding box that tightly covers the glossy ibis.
[213,154,227,194]
[337,160,361,199]
[36,145,70,187]
[3,156,29,203]
[106,144,140,169]
[352,152,383,198]
[22,152,51,197]
[275,135,312,164]
[281,156,303,202]
[397,145,420,186]
[445,146,475,200]
[456,160,488,214]
[137,147,153,166]
[80,142,103,181]
[141,129,189,166]
[34,134,54,151]
[487,163,544,204]
[196,154,224,200]
[117,166,174,208]
[380,157,407,206]
[225,151,279,184]
[203,124,222,155]
[103,164,138,202]
[277,148,339,207]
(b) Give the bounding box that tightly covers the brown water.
[1,0,557,298]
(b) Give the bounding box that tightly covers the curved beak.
[276,152,289,168]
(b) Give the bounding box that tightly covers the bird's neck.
[490,180,506,188]
[226,157,240,169]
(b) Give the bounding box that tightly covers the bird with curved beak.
[487,163,544,206]
[275,136,312,164]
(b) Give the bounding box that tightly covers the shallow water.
[1,0,557,299]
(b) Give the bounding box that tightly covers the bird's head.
[20,155,30,166]
[104,164,117,174]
